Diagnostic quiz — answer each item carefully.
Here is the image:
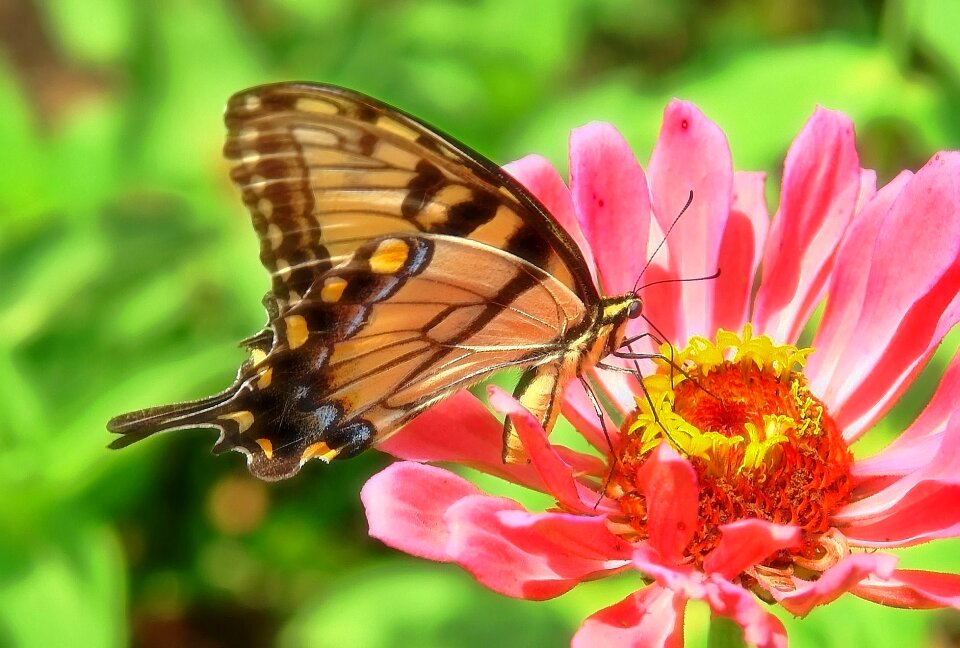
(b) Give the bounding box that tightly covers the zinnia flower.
[360,102,960,646]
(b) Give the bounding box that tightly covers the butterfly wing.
[107,82,623,478]
[222,82,597,315]
[109,234,586,480]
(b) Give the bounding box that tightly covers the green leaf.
[0,525,126,648]
[280,560,573,648]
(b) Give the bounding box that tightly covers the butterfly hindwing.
[111,234,587,480]
[223,83,597,314]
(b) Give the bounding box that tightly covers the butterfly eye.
[627,299,643,319]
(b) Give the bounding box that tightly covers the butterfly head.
[596,293,644,357]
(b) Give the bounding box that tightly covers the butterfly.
[107,82,647,481]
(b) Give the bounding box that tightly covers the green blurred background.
[3,0,960,646]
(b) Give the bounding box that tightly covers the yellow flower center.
[607,325,854,585]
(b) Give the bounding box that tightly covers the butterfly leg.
[577,373,615,457]
[611,350,720,400]
[596,361,639,374]
[576,373,623,509]
[639,313,677,382]
[617,332,661,348]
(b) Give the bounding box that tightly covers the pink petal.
[554,446,610,482]
[807,171,914,403]
[636,443,699,563]
[572,586,685,648]
[647,100,734,343]
[444,494,626,600]
[380,391,548,492]
[713,171,769,331]
[505,154,598,285]
[855,168,879,211]
[361,461,482,562]
[820,152,960,439]
[498,509,634,562]
[837,407,960,546]
[852,569,960,609]
[839,481,960,547]
[734,171,771,270]
[567,122,659,354]
[704,519,800,579]
[627,552,788,648]
[753,108,862,343]
[774,552,898,616]
[488,386,600,513]
[631,545,704,596]
[853,352,960,478]
[853,433,942,483]
[569,122,651,297]
[706,578,789,648]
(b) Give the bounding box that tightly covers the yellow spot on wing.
[248,174,266,194]
[321,276,348,302]
[257,367,273,389]
[372,141,420,170]
[255,438,274,459]
[376,116,418,140]
[294,126,338,146]
[296,97,338,115]
[285,315,309,349]
[256,198,273,219]
[369,238,409,274]
[218,411,254,434]
[433,184,473,206]
[266,223,283,250]
[302,441,340,463]
[250,349,267,366]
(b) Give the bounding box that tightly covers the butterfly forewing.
[223,83,597,313]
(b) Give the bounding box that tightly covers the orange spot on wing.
[255,437,274,459]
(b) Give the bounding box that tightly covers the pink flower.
[360,102,960,646]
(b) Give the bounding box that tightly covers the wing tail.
[107,386,239,449]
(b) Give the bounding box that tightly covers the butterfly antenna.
[636,267,721,293]
[632,190,695,294]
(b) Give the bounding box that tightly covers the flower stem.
[707,614,747,648]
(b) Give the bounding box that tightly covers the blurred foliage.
[2,0,960,646]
